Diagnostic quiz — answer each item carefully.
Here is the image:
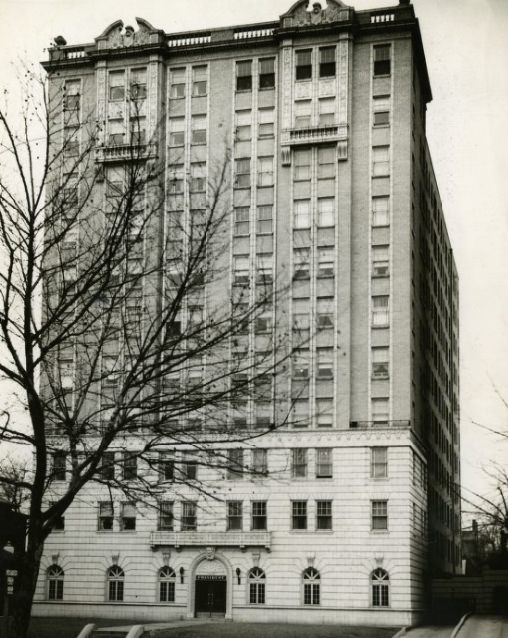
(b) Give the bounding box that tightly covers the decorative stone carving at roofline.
[95,17,165,50]
[280,0,352,28]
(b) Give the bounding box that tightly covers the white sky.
[0,0,507,513]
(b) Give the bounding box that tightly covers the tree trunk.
[9,545,43,638]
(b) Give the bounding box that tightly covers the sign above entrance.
[196,575,227,582]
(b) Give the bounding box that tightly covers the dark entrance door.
[195,575,227,616]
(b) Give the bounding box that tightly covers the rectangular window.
[182,501,197,530]
[235,109,251,141]
[294,199,310,228]
[372,196,389,227]
[316,500,332,530]
[64,79,80,111]
[227,501,243,530]
[317,298,334,331]
[317,247,334,278]
[192,65,207,96]
[252,449,267,475]
[227,449,244,479]
[233,255,249,285]
[52,452,66,481]
[251,501,267,530]
[292,350,309,380]
[109,70,125,101]
[159,501,174,531]
[236,60,252,91]
[293,247,310,278]
[170,68,186,98]
[318,146,335,179]
[98,502,114,531]
[130,67,147,100]
[373,145,390,176]
[372,398,389,426]
[294,100,311,128]
[191,115,206,145]
[120,502,136,531]
[123,454,137,480]
[317,398,333,428]
[108,118,126,145]
[374,44,391,77]
[316,448,333,478]
[372,347,389,379]
[371,447,388,478]
[372,500,388,530]
[373,95,390,126]
[316,349,333,380]
[294,148,311,180]
[168,164,184,194]
[296,50,312,80]
[258,108,274,137]
[259,58,275,89]
[372,295,389,326]
[372,245,389,277]
[318,98,335,126]
[190,162,206,192]
[318,197,334,227]
[292,500,307,529]
[257,156,274,187]
[157,452,174,481]
[169,117,185,146]
[234,207,250,236]
[100,451,115,481]
[129,116,146,145]
[256,205,273,234]
[235,158,251,188]
[319,46,336,77]
[291,448,307,478]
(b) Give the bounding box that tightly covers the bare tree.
[0,70,294,638]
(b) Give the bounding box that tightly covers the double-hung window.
[316,500,332,530]
[234,207,250,236]
[372,295,389,327]
[256,205,273,234]
[294,100,311,128]
[316,349,333,380]
[259,58,275,89]
[252,449,267,475]
[318,197,334,227]
[372,500,388,530]
[291,448,307,478]
[292,350,310,380]
[372,196,389,227]
[227,449,244,479]
[227,501,243,530]
[317,247,334,278]
[373,146,390,176]
[235,110,251,141]
[109,71,125,101]
[120,502,136,530]
[374,44,391,77]
[130,67,147,100]
[372,398,389,426]
[318,98,335,126]
[170,68,186,98]
[191,115,206,145]
[296,50,312,80]
[373,95,390,126]
[159,501,174,530]
[293,247,310,279]
[372,245,389,277]
[192,65,207,96]
[182,501,197,530]
[316,448,333,478]
[372,347,389,379]
[258,108,274,138]
[371,447,388,478]
[123,454,137,480]
[257,156,274,187]
[233,255,250,286]
[251,501,267,530]
[169,117,185,146]
[235,158,251,188]
[318,146,335,179]
[236,60,252,91]
[319,47,336,77]
[52,452,66,481]
[98,502,114,531]
[294,200,310,229]
[292,500,307,529]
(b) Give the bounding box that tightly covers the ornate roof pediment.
[281,0,351,28]
[95,17,163,50]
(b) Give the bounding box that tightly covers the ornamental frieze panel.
[281,0,352,28]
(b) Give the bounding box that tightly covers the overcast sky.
[0,0,507,514]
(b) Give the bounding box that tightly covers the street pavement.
[402,626,453,638]
[456,615,508,638]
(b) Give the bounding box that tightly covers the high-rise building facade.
[35,0,460,627]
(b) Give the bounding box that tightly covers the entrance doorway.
[195,575,227,617]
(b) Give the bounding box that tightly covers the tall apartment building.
[35,0,460,627]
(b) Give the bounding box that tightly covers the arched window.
[47,565,64,601]
[303,567,320,605]
[107,565,124,602]
[248,567,265,604]
[371,568,389,607]
[159,566,176,602]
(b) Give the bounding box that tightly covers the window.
[371,447,388,479]
[251,501,267,530]
[63,126,79,156]
[316,500,332,530]
[292,500,307,529]
[292,350,309,380]
[252,449,267,475]
[317,298,333,330]
[98,502,114,531]
[168,164,184,195]
[372,197,389,227]
[64,80,80,111]
[316,448,333,478]
[170,68,186,98]
[182,452,198,480]
[108,118,126,145]
[120,502,136,531]
[291,448,307,477]
[45,565,64,601]
[235,158,251,188]
[318,198,334,227]
[123,454,137,480]
[192,65,207,96]
[159,566,176,602]
[374,45,391,77]
[372,245,389,277]
[52,452,66,481]
[227,448,244,479]
[100,452,115,481]
[372,347,389,379]
[317,247,334,278]
[159,452,174,480]
[319,46,336,77]
[372,295,389,327]
[107,565,124,602]
[130,68,147,100]
[294,148,311,180]
[294,200,310,229]
[318,98,335,126]
[233,255,249,286]
[109,71,125,101]
[318,146,335,179]
[303,568,320,605]
[373,146,390,176]
[259,58,275,89]
[372,500,388,530]
[372,398,389,426]
[258,108,274,137]
[191,115,206,145]
[182,501,197,530]
[294,100,311,128]
[234,207,250,236]
[317,399,333,428]
[296,49,312,80]
[159,501,174,531]
[372,569,389,606]
[293,247,310,279]
[248,567,266,604]
[257,157,273,187]
[190,162,206,192]
[227,501,243,530]
[373,95,390,126]
[50,501,65,531]
[256,205,272,234]
[236,60,252,91]
[235,110,251,141]
[169,117,185,146]
[316,349,333,380]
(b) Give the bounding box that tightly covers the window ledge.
[373,124,390,129]
[373,74,391,79]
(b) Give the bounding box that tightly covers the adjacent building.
[34,0,461,627]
